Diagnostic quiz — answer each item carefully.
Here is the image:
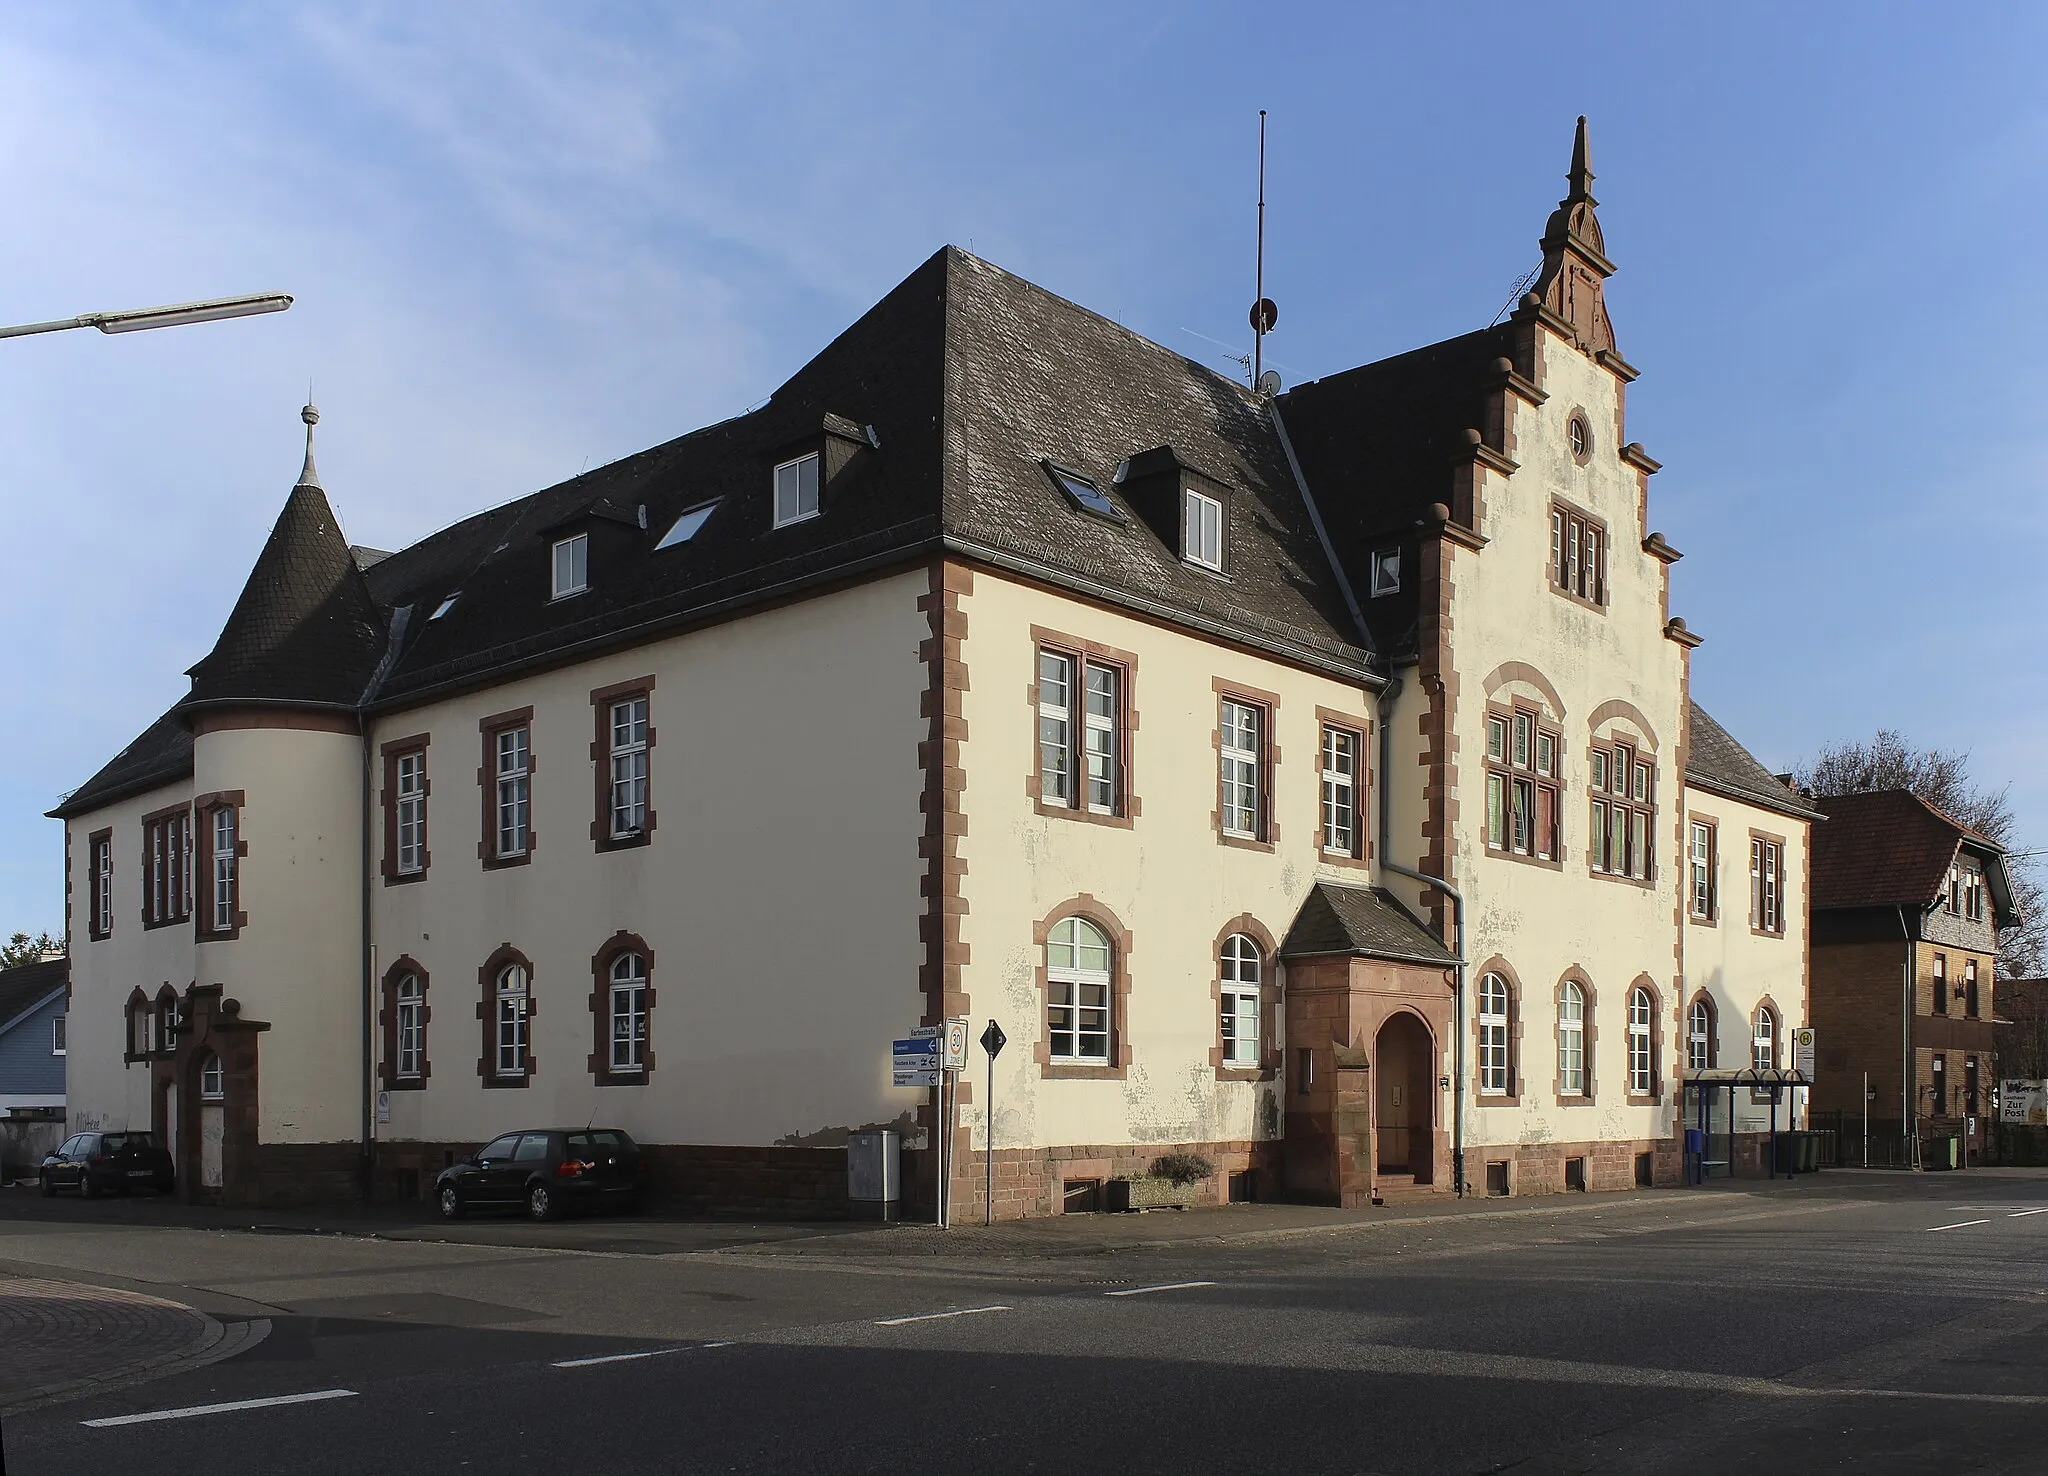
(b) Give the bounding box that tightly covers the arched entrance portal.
[1375,1012,1435,1185]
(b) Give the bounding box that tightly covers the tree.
[1794,731,2043,979]
[1,931,63,969]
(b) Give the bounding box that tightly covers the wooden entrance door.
[200,1106,224,1188]
[1375,1012,1435,1183]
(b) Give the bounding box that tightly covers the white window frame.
[1687,998,1713,1073]
[1558,982,1584,1096]
[609,953,648,1073]
[1689,821,1715,919]
[394,750,426,875]
[1369,547,1400,597]
[149,821,166,924]
[199,1052,224,1101]
[1750,838,1782,932]
[52,1015,66,1056]
[1046,917,1112,1064]
[1320,725,1359,857]
[1037,650,1074,806]
[210,806,237,934]
[495,726,531,858]
[396,974,424,1080]
[1627,988,1654,1096]
[1220,934,1262,1068]
[1478,974,1510,1096]
[773,452,821,528]
[1220,699,1263,840]
[608,697,650,838]
[91,835,113,936]
[1752,1006,1775,1075]
[1036,650,1124,817]
[1183,488,1223,570]
[495,964,529,1078]
[551,533,588,599]
[1082,662,1119,814]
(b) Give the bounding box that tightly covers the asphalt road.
[2,1172,2045,1474]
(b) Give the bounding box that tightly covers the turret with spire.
[1524,116,1620,362]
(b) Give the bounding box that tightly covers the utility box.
[847,1130,901,1221]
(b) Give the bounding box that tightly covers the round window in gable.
[1567,412,1592,466]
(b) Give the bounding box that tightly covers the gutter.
[1376,677,1470,1198]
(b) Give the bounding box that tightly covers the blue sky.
[4,3,2045,935]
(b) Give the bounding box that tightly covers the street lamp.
[0,291,292,341]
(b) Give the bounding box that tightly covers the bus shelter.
[1682,1067,1811,1183]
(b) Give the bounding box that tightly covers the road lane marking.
[1927,1219,1990,1232]
[83,1389,357,1428]
[553,1347,688,1368]
[2011,1208,2048,1218]
[1105,1281,1218,1297]
[875,1305,1010,1326]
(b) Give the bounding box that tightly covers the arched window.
[495,964,530,1078]
[1558,981,1585,1096]
[396,974,425,1080]
[1219,934,1262,1067]
[1628,987,1654,1096]
[1046,917,1111,1063]
[1752,1005,1776,1074]
[609,953,648,1074]
[1478,973,1511,1095]
[199,1052,224,1101]
[1687,998,1715,1073]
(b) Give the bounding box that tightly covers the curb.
[0,1281,272,1418]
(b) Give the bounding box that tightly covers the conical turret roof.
[181,407,387,712]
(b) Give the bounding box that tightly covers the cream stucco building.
[54,121,1817,1214]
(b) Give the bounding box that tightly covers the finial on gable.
[1566,115,1594,204]
[296,402,321,490]
[1523,115,1618,361]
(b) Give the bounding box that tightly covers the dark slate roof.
[1279,881,1458,965]
[0,957,67,1040]
[49,707,191,819]
[1810,789,2010,919]
[1684,702,1824,821]
[183,483,389,712]
[1275,326,1515,657]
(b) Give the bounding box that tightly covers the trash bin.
[1925,1136,1960,1171]
[1773,1134,1799,1175]
[1799,1133,1820,1174]
[846,1130,901,1220]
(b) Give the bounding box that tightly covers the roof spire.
[1566,114,1594,203]
[296,402,321,490]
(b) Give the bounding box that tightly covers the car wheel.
[438,1184,465,1220]
[80,1174,100,1200]
[527,1184,557,1222]
[40,1172,55,1198]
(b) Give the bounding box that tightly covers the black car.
[41,1131,176,1198]
[435,1128,644,1221]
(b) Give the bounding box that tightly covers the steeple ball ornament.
[296,401,322,490]
[1528,115,1618,360]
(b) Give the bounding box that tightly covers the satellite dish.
[1256,370,1283,397]
[1248,297,1279,333]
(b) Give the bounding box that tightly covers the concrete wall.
[950,566,1377,1175]
[370,570,928,1157]
[1444,331,1688,1172]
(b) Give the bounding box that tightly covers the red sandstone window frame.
[1589,738,1654,885]
[380,957,430,1091]
[1687,817,1717,923]
[380,734,431,886]
[588,932,657,1086]
[1028,627,1138,827]
[140,804,192,929]
[589,677,657,852]
[1548,496,1607,608]
[479,707,536,869]
[1211,918,1280,1083]
[87,829,113,940]
[1032,896,1133,1081]
[1485,704,1561,866]
[1213,681,1280,850]
[193,791,247,940]
[1748,831,1785,936]
[1315,711,1371,867]
[477,944,536,1088]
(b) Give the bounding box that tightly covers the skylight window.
[429,594,459,620]
[1044,461,1122,522]
[656,501,719,550]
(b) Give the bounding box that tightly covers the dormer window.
[656,501,719,549]
[429,595,458,620]
[1183,488,1223,571]
[1369,547,1401,596]
[551,534,588,599]
[773,453,821,528]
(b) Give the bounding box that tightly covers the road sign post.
[979,1019,1007,1226]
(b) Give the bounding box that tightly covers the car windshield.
[100,1132,156,1153]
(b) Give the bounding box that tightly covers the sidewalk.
[0,1271,263,1417]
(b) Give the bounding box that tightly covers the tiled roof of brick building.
[1810,789,2006,914]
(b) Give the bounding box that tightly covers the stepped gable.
[1683,703,1823,821]
[181,405,387,714]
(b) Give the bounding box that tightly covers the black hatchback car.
[435,1129,644,1221]
[41,1131,176,1197]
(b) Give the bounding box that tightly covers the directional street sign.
[892,1034,941,1088]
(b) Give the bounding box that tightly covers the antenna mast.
[1248,112,1279,393]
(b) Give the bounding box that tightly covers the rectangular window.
[1591,742,1653,880]
[1931,1053,1948,1116]
[1965,959,1979,1019]
[1048,979,1111,1062]
[773,452,821,527]
[1036,647,1126,818]
[1486,706,1560,861]
[1749,837,1783,932]
[1933,954,1948,1015]
[1689,821,1716,919]
[52,1015,66,1056]
[497,991,527,1078]
[551,533,588,598]
[1369,547,1400,596]
[1965,1056,1980,1118]
[1320,725,1361,857]
[90,832,113,938]
[1550,503,1606,604]
[210,806,237,933]
[396,979,424,1081]
[1219,698,1263,839]
[1183,488,1223,570]
[610,977,647,1072]
[394,750,426,875]
[149,820,166,924]
[1220,990,1260,1067]
[495,726,531,859]
[608,696,650,838]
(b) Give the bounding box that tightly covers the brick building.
[1809,790,2018,1163]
